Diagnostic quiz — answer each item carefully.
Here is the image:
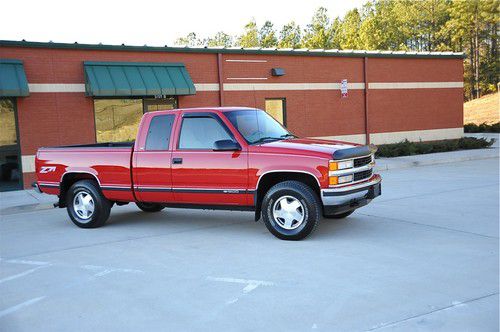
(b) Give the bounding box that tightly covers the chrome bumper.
[321,175,382,207]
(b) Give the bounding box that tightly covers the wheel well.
[58,173,99,208]
[254,172,321,221]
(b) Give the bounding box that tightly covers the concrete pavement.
[0,158,498,331]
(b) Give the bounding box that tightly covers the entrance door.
[0,98,22,191]
[143,97,177,112]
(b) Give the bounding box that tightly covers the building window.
[265,98,286,126]
[94,98,177,143]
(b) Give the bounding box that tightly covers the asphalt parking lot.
[1,158,498,331]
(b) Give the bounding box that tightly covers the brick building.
[0,40,464,191]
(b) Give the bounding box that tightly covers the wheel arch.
[58,171,101,208]
[254,170,322,221]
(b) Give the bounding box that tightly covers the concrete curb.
[375,148,499,172]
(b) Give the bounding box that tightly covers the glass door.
[0,98,22,191]
[143,97,177,113]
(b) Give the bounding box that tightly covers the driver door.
[170,112,250,206]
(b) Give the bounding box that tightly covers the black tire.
[261,180,320,240]
[66,180,111,228]
[135,202,165,213]
[324,210,355,219]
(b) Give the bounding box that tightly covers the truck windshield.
[224,110,295,144]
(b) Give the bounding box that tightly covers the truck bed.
[36,143,135,202]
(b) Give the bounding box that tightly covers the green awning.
[0,59,29,97]
[84,61,196,97]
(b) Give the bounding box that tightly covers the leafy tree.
[238,20,260,47]
[302,7,336,49]
[259,21,278,47]
[205,32,234,47]
[335,8,362,49]
[174,32,201,47]
[279,22,302,48]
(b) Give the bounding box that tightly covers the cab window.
[178,116,232,150]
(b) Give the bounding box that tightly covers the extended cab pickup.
[35,107,381,240]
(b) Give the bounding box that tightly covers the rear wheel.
[261,180,320,240]
[136,202,165,213]
[324,210,355,219]
[66,180,111,228]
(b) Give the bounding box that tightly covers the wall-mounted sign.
[341,79,348,98]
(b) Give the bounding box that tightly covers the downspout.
[217,53,224,106]
[363,57,370,145]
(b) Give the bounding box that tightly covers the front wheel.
[66,180,111,228]
[136,202,165,213]
[261,180,320,240]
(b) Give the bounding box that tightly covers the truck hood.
[255,138,376,159]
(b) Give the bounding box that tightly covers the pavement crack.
[365,292,499,331]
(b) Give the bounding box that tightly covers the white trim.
[369,127,464,145]
[227,77,268,80]
[194,83,219,91]
[223,82,365,91]
[368,82,463,89]
[28,83,85,93]
[225,59,268,63]
[21,155,35,173]
[255,170,322,191]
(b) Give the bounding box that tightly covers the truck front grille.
[354,155,372,168]
[353,169,373,182]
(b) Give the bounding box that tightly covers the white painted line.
[194,83,219,91]
[225,59,268,63]
[0,296,46,318]
[29,83,85,93]
[0,265,50,285]
[207,276,275,286]
[5,259,50,266]
[226,77,268,80]
[21,155,35,173]
[223,82,365,91]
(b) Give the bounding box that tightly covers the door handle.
[172,157,183,164]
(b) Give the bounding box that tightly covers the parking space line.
[0,296,46,319]
[0,265,51,285]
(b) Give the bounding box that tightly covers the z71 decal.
[40,166,56,174]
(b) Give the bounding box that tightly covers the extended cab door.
[170,112,249,206]
[133,113,176,202]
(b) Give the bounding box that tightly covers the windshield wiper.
[251,136,282,144]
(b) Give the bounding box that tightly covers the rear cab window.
[145,114,175,150]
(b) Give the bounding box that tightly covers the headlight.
[329,160,353,171]
[329,174,354,185]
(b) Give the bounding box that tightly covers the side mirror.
[213,139,241,151]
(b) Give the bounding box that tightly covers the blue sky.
[1,0,366,46]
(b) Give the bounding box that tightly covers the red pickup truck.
[35,107,381,240]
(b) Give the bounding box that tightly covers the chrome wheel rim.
[73,191,95,221]
[272,195,305,230]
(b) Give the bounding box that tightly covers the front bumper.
[321,175,382,216]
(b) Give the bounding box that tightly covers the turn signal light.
[329,174,354,186]
[329,160,354,171]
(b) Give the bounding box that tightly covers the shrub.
[464,122,500,133]
[375,137,494,158]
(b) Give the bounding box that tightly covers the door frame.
[0,97,23,191]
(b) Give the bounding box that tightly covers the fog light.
[329,160,353,171]
[329,174,354,186]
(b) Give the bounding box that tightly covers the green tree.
[303,7,336,49]
[259,21,278,47]
[335,8,362,49]
[279,22,302,48]
[238,20,260,47]
[205,32,234,47]
[174,32,201,47]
